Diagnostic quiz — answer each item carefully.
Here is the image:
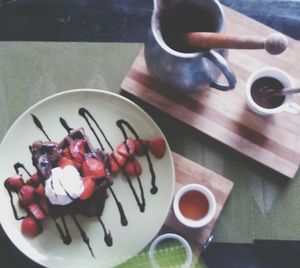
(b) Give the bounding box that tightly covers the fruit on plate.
[3,108,168,257]
[149,138,166,159]
[21,216,42,237]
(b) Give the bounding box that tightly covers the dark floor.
[0,0,299,42]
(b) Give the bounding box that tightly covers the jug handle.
[205,50,237,91]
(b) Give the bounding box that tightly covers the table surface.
[0,1,299,268]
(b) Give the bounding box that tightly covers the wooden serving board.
[165,152,233,254]
[121,6,300,179]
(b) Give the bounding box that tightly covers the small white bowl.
[148,233,192,268]
[173,184,216,228]
[245,67,300,115]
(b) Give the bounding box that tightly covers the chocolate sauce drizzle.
[54,216,72,245]
[71,214,95,258]
[78,108,154,212]
[78,108,113,151]
[14,162,32,177]
[116,120,158,194]
[108,185,128,226]
[4,163,30,220]
[59,117,73,134]
[31,114,51,141]
[97,216,113,247]
[5,189,26,220]
[5,108,161,258]
[124,171,145,212]
[77,109,129,221]
[59,117,128,227]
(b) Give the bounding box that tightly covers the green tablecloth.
[0,42,299,247]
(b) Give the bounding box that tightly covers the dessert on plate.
[4,107,166,257]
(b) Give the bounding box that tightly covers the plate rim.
[0,88,175,267]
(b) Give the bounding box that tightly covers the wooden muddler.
[184,32,288,55]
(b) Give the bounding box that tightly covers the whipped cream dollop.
[45,166,84,205]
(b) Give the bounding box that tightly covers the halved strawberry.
[149,138,166,159]
[117,139,135,157]
[81,157,106,179]
[34,184,45,197]
[58,157,77,169]
[18,185,35,205]
[108,152,127,173]
[28,203,46,220]
[30,173,40,185]
[29,173,41,185]
[4,175,24,192]
[21,216,42,237]
[134,139,149,156]
[124,159,142,176]
[80,177,95,200]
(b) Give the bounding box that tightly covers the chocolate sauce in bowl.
[160,1,219,53]
[250,77,285,109]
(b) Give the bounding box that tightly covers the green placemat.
[117,241,206,268]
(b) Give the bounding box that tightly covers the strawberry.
[82,175,94,182]
[38,197,49,215]
[117,139,135,157]
[108,152,127,173]
[28,203,46,220]
[21,216,42,237]
[124,159,142,176]
[18,185,35,205]
[134,139,149,156]
[30,173,40,185]
[58,157,77,169]
[81,157,106,179]
[35,184,45,197]
[4,175,24,192]
[149,138,166,159]
[80,177,95,200]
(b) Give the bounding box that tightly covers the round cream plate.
[0,89,175,268]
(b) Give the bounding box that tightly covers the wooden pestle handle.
[184,32,288,55]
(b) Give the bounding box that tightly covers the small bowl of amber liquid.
[173,184,216,228]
